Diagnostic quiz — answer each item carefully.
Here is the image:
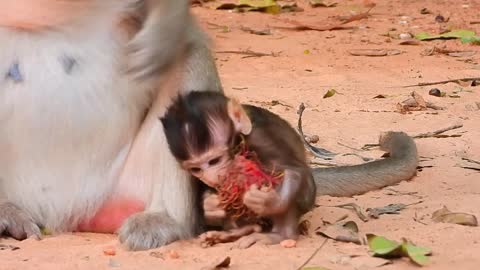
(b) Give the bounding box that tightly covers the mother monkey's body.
[0,0,222,250]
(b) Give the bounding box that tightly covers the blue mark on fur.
[60,55,77,74]
[6,62,23,82]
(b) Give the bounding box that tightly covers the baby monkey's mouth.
[215,149,284,222]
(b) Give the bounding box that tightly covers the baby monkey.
[160,91,316,248]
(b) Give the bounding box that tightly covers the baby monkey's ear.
[227,99,252,135]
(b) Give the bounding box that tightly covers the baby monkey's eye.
[189,167,202,174]
[208,156,222,166]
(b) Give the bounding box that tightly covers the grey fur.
[118,212,191,251]
[126,0,190,81]
[0,202,41,240]
[314,131,419,197]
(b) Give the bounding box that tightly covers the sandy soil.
[1,1,480,269]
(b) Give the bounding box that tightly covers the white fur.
[0,4,186,232]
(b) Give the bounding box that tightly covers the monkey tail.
[312,131,419,197]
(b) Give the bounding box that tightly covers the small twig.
[462,157,480,165]
[310,161,338,167]
[329,203,370,222]
[216,50,280,58]
[413,212,429,225]
[402,77,480,88]
[384,188,423,199]
[240,26,272,35]
[413,123,463,139]
[362,124,463,150]
[295,238,329,270]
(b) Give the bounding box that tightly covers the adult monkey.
[0,0,222,251]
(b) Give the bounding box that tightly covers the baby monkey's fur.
[161,91,418,248]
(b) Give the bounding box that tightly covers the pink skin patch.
[77,198,145,233]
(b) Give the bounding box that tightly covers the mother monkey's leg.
[117,12,223,250]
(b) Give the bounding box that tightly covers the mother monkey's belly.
[0,16,150,232]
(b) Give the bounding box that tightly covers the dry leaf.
[412,91,427,108]
[323,89,337,98]
[399,39,421,45]
[0,244,20,251]
[432,206,478,226]
[309,0,337,7]
[316,220,362,244]
[348,49,403,56]
[273,10,371,32]
[331,203,369,222]
[201,257,231,270]
[149,251,164,259]
[367,203,407,218]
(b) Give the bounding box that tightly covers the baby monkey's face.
[181,144,232,188]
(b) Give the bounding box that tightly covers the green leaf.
[461,36,480,45]
[239,0,277,8]
[323,89,336,98]
[415,29,477,41]
[366,234,402,256]
[402,242,432,266]
[367,234,432,267]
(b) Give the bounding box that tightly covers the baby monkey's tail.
[313,132,418,197]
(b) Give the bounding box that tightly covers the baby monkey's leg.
[199,224,262,247]
[235,206,300,249]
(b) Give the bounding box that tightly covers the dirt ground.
[1,0,480,269]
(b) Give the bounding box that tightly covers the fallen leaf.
[323,89,337,98]
[373,94,387,98]
[412,91,427,109]
[240,26,272,35]
[216,0,281,14]
[0,244,20,251]
[420,8,431,14]
[201,256,231,270]
[273,10,371,32]
[216,0,302,14]
[432,206,478,226]
[399,39,421,45]
[415,29,478,41]
[316,220,362,244]
[404,242,432,266]
[348,48,403,56]
[367,203,407,218]
[422,46,476,57]
[367,234,403,256]
[309,0,337,7]
[366,234,432,266]
[331,203,369,222]
[149,251,165,259]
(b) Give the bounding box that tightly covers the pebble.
[399,33,412,39]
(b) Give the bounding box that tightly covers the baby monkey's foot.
[235,232,287,249]
[199,224,262,247]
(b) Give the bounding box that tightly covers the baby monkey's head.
[160,91,252,188]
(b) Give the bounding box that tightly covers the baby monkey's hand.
[243,184,287,217]
[203,191,226,226]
